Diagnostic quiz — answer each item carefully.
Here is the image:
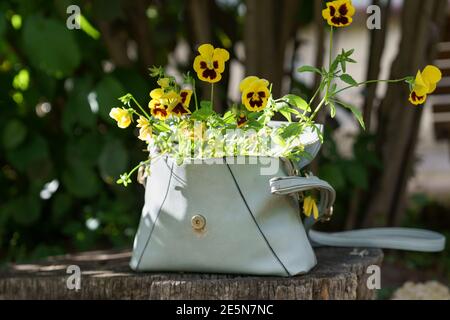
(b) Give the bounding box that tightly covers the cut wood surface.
[0,247,383,300]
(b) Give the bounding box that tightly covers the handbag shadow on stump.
[130,124,446,276]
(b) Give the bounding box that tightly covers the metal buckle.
[320,206,334,222]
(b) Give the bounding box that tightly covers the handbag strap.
[269,175,446,252]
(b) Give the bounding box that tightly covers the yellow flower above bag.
[322,0,355,28]
[409,65,442,105]
[193,44,230,83]
[109,107,132,129]
[239,76,270,112]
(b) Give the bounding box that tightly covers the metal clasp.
[191,215,206,231]
[320,206,334,222]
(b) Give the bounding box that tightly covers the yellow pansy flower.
[239,76,270,112]
[409,65,442,106]
[109,107,132,129]
[303,196,319,220]
[168,89,192,117]
[237,113,247,128]
[157,77,170,88]
[136,116,152,142]
[193,44,230,83]
[322,0,355,28]
[148,88,170,120]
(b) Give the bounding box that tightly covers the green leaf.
[98,139,129,184]
[66,132,102,167]
[340,74,358,86]
[6,135,49,173]
[191,107,214,121]
[51,193,73,224]
[153,122,170,132]
[344,161,369,189]
[319,164,346,190]
[63,77,96,133]
[2,195,42,226]
[22,15,81,77]
[281,94,309,111]
[279,109,292,122]
[95,76,126,122]
[297,66,322,75]
[3,119,27,149]
[222,111,236,124]
[338,101,366,130]
[200,100,212,111]
[62,162,100,199]
[279,123,303,139]
[327,101,336,118]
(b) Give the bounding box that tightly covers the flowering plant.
[110,0,441,194]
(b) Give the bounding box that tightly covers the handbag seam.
[225,160,291,276]
[136,161,175,269]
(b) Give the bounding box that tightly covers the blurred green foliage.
[0,0,189,262]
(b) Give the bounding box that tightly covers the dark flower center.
[329,5,336,16]
[171,103,189,115]
[411,91,425,103]
[180,91,189,104]
[339,4,348,16]
[199,60,219,80]
[237,115,247,127]
[331,15,349,26]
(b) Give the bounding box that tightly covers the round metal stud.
[191,215,206,231]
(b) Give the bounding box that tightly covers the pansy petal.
[213,48,230,63]
[193,56,206,74]
[150,88,164,100]
[239,76,259,92]
[180,89,193,107]
[198,43,215,58]
[422,65,442,93]
[413,70,429,97]
[312,201,319,220]
[343,0,355,16]
[409,91,427,105]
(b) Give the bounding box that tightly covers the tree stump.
[0,247,383,300]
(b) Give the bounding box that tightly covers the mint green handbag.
[130,125,445,276]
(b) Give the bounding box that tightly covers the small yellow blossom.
[168,89,192,117]
[109,107,132,129]
[157,77,171,88]
[148,88,170,120]
[136,116,152,142]
[322,0,355,28]
[239,76,270,112]
[409,65,442,105]
[303,196,319,220]
[193,44,230,83]
[237,113,247,128]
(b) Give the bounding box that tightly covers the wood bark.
[244,0,301,98]
[362,0,391,130]
[0,248,383,300]
[363,0,448,227]
[124,0,155,74]
[345,0,392,230]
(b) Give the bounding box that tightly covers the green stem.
[334,77,410,95]
[310,96,327,121]
[131,96,151,119]
[125,158,151,179]
[326,26,334,100]
[309,86,321,106]
[210,83,214,110]
[192,78,199,111]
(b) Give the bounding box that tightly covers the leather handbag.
[129,125,445,276]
